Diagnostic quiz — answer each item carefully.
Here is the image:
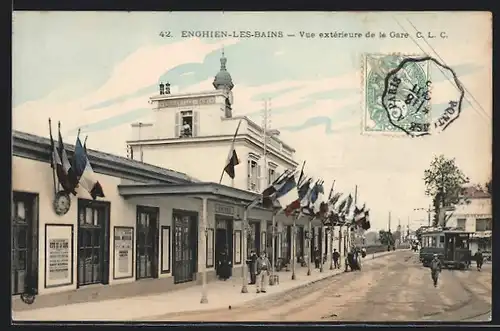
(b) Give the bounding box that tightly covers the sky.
[12,11,492,231]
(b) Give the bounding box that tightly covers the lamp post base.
[307,269,311,276]
[200,295,208,304]
[241,285,248,293]
[291,273,296,280]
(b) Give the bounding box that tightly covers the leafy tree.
[486,179,492,195]
[424,155,469,226]
[378,230,394,246]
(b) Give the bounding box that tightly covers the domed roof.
[213,51,234,91]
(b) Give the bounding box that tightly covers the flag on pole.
[261,170,297,208]
[58,123,78,193]
[73,137,105,200]
[284,177,312,216]
[49,121,76,195]
[361,210,371,230]
[310,180,325,214]
[329,192,342,207]
[223,119,242,180]
[327,181,335,201]
[344,194,353,216]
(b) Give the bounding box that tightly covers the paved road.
[146,251,491,322]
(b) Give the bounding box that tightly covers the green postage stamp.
[362,53,464,137]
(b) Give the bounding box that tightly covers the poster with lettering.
[45,224,73,288]
[113,227,134,279]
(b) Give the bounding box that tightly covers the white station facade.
[12,53,340,306]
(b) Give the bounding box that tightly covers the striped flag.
[223,119,242,179]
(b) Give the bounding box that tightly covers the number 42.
[159,31,172,38]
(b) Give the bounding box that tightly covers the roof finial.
[220,48,227,70]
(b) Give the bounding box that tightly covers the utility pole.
[407,216,410,241]
[262,99,268,191]
[428,204,431,226]
[388,211,391,232]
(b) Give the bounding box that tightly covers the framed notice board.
[44,224,74,288]
[113,226,134,280]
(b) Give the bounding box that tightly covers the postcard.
[11,11,491,323]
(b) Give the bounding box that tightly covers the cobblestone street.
[147,251,491,322]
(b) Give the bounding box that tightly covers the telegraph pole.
[262,99,268,191]
[388,211,391,232]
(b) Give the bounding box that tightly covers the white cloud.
[13,38,240,138]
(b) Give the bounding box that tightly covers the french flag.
[72,137,105,200]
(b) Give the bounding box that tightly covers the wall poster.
[45,224,73,288]
[206,228,214,268]
[161,226,171,273]
[113,226,134,280]
[234,230,242,265]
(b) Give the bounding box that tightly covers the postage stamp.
[362,53,465,137]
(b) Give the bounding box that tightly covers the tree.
[378,230,394,246]
[486,179,492,195]
[424,155,469,226]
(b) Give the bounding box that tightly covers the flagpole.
[270,211,277,286]
[307,215,314,276]
[48,119,57,197]
[291,212,300,280]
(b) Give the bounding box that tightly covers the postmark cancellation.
[362,53,464,137]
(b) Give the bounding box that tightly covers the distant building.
[446,186,492,253]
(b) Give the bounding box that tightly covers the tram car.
[419,229,473,270]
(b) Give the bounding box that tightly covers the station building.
[11,53,338,308]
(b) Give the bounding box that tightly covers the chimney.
[165,82,171,94]
[159,82,165,95]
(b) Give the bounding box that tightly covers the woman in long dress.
[218,245,231,280]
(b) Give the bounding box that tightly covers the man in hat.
[474,249,484,272]
[430,254,442,287]
[332,249,340,269]
[246,249,258,284]
[256,251,271,293]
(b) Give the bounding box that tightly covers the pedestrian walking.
[430,254,442,287]
[246,250,258,284]
[314,247,321,269]
[474,249,484,272]
[256,252,271,293]
[332,249,340,269]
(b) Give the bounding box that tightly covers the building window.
[456,218,466,230]
[12,192,38,295]
[175,110,199,138]
[247,154,261,192]
[77,200,109,287]
[268,168,275,186]
[475,218,492,231]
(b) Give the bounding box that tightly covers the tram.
[419,229,473,270]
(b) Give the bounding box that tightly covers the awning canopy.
[118,182,281,211]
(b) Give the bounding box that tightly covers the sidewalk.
[13,250,397,321]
